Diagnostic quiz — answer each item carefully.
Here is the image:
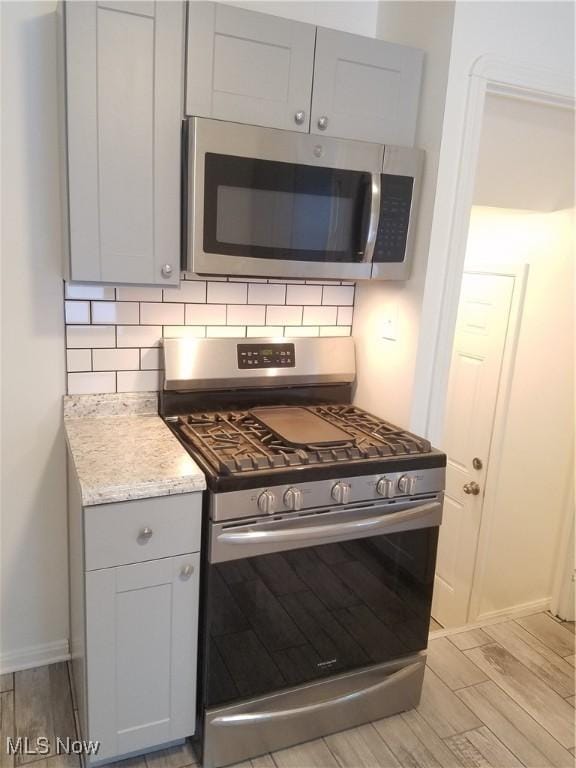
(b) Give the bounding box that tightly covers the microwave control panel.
[237,343,295,369]
[373,174,414,263]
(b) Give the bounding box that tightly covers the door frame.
[416,56,575,624]
[459,263,529,624]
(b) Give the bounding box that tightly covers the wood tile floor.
[0,612,574,768]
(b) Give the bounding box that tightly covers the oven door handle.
[216,501,441,547]
[211,659,424,726]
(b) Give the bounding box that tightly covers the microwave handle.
[363,173,381,263]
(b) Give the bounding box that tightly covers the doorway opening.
[432,92,575,629]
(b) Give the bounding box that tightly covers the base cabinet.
[86,554,200,762]
[67,458,203,765]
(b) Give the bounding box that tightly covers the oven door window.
[204,526,438,709]
[203,153,372,263]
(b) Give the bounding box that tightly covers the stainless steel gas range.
[160,337,445,768]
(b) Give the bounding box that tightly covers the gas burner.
[175,405,431,477]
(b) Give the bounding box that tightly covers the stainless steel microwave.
[185,117,423,281]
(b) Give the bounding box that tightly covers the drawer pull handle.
[138,526,153,543]
[180,564,194,579]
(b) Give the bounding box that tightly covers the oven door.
[203,495,441,710]
[188,118,383,281]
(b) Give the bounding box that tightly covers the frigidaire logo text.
[6,737,100,756]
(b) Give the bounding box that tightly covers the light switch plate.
[381,305,399,341]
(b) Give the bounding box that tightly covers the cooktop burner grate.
[174,405,431,476]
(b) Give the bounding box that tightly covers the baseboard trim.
[0,639,70,675]
[429,598,552,639]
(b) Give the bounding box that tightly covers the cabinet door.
[186,2,315,132]
[65,1,184,284]
[85,554,200,761]
[311,27,423,146]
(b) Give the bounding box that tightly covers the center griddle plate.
[250,406,353,447]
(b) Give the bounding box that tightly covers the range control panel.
[237,343,295,369]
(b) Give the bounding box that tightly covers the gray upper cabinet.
[186,2,315,132]
[310,27,424,146]
[64,1,184,285]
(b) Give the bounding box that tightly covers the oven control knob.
[284,487,303,511]
[376,477,394,498]
[398,474,417,495]
[257,490,276,515]
[331,481,351,505]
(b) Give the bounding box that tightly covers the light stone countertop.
[64,394,206,506]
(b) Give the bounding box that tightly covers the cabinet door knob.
[161,264,173,278]
[317,116,329,131]
[294,110,306,125]
[463,481,481,496]
[180,564,194,579]
[138,526,153,542]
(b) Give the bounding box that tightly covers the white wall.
[1,1,68,670]
[464,206,574,617]
[412,1,575,442]
[353,1,455,426]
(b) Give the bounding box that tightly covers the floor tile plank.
[465,643,575,749]
[457,681,574,768]
[272,738,339,768]
[449,629,492,652]
[426,637,488,690]
[1,690,15,768]
[429,618,443,632]
[400,711,464,767]
[516,614,575,657]
[561,621,575,635]
[372,713,444,768]
[14,664,76,765]
[416,667,482,738]
[483,621,574,697]
[446,726,522,768]
[323,723,402,767]
[567,696,575,708]
[250,757,276,768]
[145,741,197,768]
[564,655,575,667]
[0,676,13,694]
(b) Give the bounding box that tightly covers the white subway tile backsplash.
[117,370,161,392]
[247,326,283,338]
[227,305,265,326]
[185,304,226,325]
[64,278,356,393]
[288,326,319,337]
[303,306,337,326]
[322,285,354,306]
[248,283,286,305]
[116,286,163,302]
[67,325,115,348]
[92,348,140,371]
[68,372,116,394]
[206,326,246,338]
[65,301,90,324]
[140,348,162,370]
[140,302,184,325]
[65,283,114,300]
[117,325,162,348]
[320,326,351,337]
[91,301,139,324]
[163,281,206,303]
[67,349,92,372]
[337,306,354,326]
[207,281,247,304]
[163,325,206,339]
[286,284,322,306]
[266,306,303,326]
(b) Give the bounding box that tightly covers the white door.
[85,554,200,761]
[433,272,515,627]
[65,1,183,284]
[186,2,315,132]
[310,27,423,145]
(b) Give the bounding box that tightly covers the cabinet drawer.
[85,493,202,571]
